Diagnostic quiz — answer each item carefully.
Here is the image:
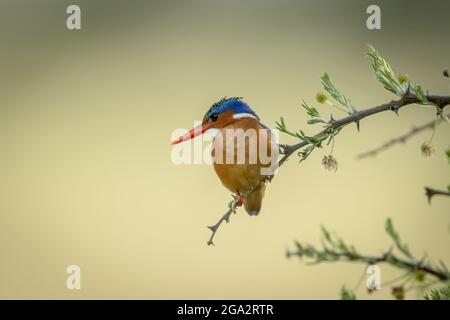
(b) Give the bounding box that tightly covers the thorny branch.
[277,93,450,168]
[425,187,450,204]
[286,219,450,286]
[207,196,239,246]
[207,46,450,246]
[356,112,450,159]
[207,183,261,246]
[276,47,450,299]
[286,244,450,281]
[277,46,450,167]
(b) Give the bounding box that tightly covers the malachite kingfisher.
[171,97,278,216]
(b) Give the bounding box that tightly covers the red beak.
[171,122,214,145]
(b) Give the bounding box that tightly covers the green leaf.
[294,240,304,254]
[276,117,304,139]
[340,286,357,300]
[297,130,308,141]
[337,238,349,252]
[321,225,332,243]
[301,100,328,125]
[411,84,430,104]
[298,145,316,163]
[424,285,450,300]
[367,45,405,96]
[275,117,286,132]
[307,118,326,125]
[321,73,356,114]
[301,100,320,117]
[385,218,413,260]
[438,260,449,274]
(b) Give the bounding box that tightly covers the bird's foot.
[234,193,244,207]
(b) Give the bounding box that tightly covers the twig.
[278,93,450,168]
[207,48,450,246]
[287,220,450,282]
[286,245,450,281]
[207,183,261,246]
[207,94,450,245]
[425,187,450,204]
[356,113,450,159]
[207,196,239,246]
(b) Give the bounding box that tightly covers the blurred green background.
[0,0,449,299]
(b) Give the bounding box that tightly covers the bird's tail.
[243,183,266,216]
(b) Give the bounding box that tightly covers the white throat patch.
[232,113,259,120]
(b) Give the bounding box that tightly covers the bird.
[171,97,277,216]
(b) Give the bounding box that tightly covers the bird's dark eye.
[209,114,218,122]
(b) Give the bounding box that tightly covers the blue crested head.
[203,97,259,122]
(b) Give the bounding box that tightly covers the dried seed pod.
[322,155,338,172]
[421,142,435,158]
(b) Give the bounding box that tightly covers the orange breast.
[211,117,275,194]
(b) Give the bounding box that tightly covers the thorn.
[207,225,215,231]
[207,240,214,246]
[356,121,360,132]
[425,187,432,204]
[393,108,399,116]
[330,114,335,124]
